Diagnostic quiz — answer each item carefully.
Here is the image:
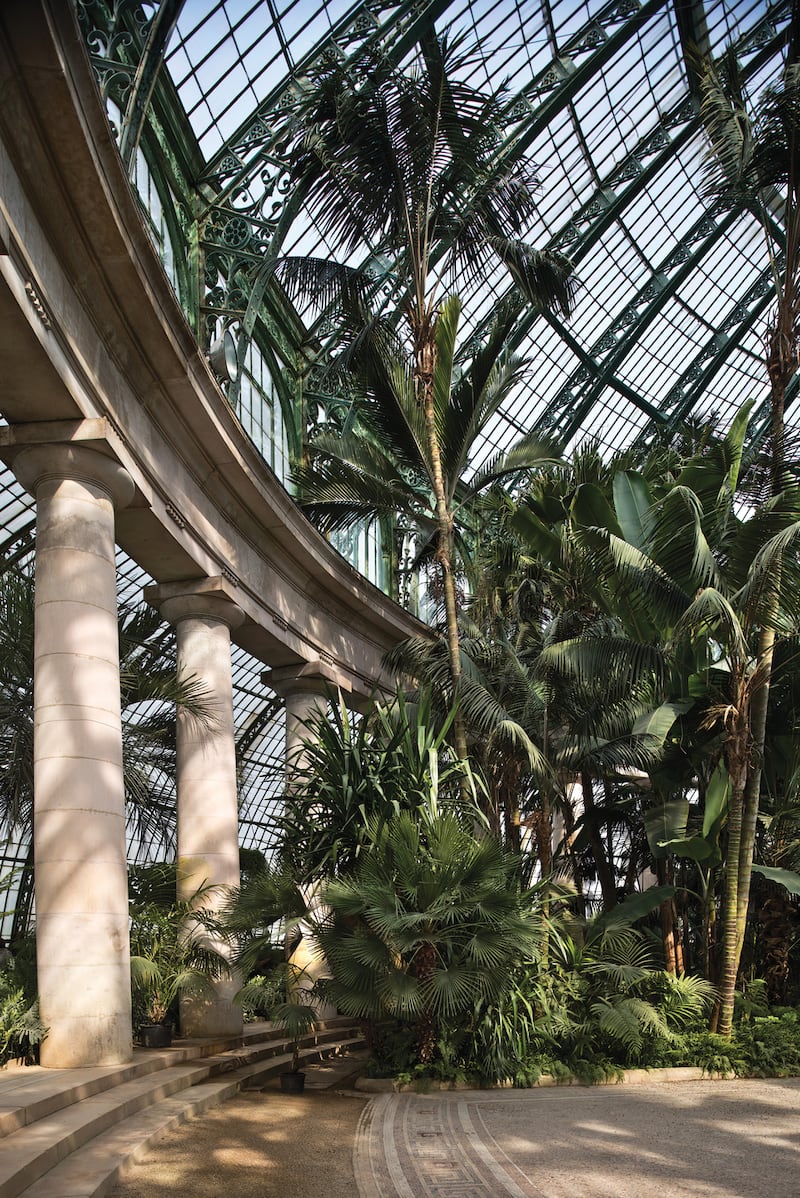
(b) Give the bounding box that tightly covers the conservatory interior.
[2,0,800,1126]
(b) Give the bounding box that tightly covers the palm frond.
[489,240,577,316]
[671,587,748,665]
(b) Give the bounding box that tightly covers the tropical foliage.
[0,947,45,1067]
[129,883,230,1031]
[280,688,478,885]
[282,34,575,758]
[314,806,536,1062]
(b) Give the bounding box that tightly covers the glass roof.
[153,0,795,465]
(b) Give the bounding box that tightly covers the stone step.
[18,1039,367,1198]
[0,1024,364,1198]
[0,1018,356,1138]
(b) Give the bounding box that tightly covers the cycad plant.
[281,35,576,758]
[314,807,537,1064]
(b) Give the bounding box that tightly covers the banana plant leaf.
[612,471,653,550]
[644,799,689,859]
[657,835,720,865]
[570,481,623,536]
[702,760,730,841]
[632,698,693,745]
[751,864,800,895]
[510,503,561,558]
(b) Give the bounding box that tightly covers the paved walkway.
[109,1062,800,1197]
[353,1078,800,1197]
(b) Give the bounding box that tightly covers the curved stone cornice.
[0,0,431,700]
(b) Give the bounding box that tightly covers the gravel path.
[110,1083,368,1198]
[112,1070,800,1198]
[356,1077,800,1197]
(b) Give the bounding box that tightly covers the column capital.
[6,443,134,510]
[145,576,245,631]
[262,658,352,700]
[0,419,134,509]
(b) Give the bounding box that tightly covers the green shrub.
[235,973,284,1023]
[733,1012,800,1076]
[0,966,46,1066]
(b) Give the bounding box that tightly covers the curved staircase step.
[0,1022,365,1198]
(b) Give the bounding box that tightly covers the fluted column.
[146,578,244,1037]
[14,443,135,1067]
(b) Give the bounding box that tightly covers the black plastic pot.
[139,1023,172,1048]
[279,1070,306,1093]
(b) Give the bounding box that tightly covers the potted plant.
[130,893,229,1048]
[269,996,318,1092]
[234,962,319,1092]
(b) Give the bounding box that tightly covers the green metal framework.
[72,0,798,477]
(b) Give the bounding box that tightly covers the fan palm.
[313,806,538,1064]
[282,35,576,757]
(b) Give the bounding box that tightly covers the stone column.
[13,442,135,1067]
[265,663,335,780]
[146,578,244,1037]
[263,662,349,1018]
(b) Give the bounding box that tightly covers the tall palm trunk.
[717,287,790,1035]
[698,38,800,1036]
[414,939,438,1063]
[415,318,468,762]
[717,711,749,1037]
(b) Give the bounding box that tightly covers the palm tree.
[313,806,538,1064]
[534,413,800,1033]
[296,298,561,757]
[281,35,576,757]
[697,25,800,1031]
[697,30,800,492]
